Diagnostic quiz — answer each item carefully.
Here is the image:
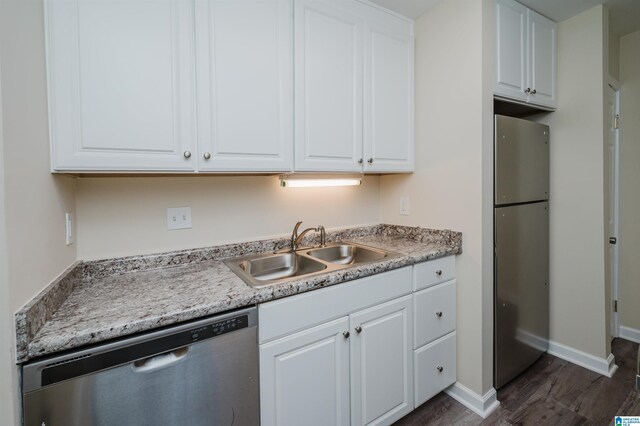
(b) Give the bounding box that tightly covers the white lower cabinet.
[412,267,457,409]
[350,296,413,426]
[260,295,413,426]
[260,317,351,426]
[259,257,457,425]
[414,332,457,407]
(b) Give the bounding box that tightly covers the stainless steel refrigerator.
[494,114,550,389]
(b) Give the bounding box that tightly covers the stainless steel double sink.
[224,243,401,288]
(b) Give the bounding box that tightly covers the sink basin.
[225,253,327,288]
[240,253,326,281]
[306,244,388,265]
[224,242,401,288]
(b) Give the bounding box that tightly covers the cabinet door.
[46,0,196,171]
[260,317,350,426]
[527,9,556,108]
[294,0,363,172]
[362,6,414,173]
[350,295,413,426]
[195,0,293,172]
[494,0,528,102]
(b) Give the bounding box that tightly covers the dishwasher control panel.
[190,315,249,342]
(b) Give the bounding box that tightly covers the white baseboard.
[547,340,618,378]
[620,325,640,344]
[515,328,550,353]
[444,382,500,419]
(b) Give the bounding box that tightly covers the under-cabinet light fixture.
[279,174,363,188]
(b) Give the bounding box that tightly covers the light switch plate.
[167,207,192,230]
[65,213,74,245]
[400,197,410,216]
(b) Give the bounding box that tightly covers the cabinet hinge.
[615,114,620,129]
[614,300,618,313]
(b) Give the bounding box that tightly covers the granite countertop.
[16,224,462,363]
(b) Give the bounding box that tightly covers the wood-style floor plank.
[394,338,640,426]
[496,353,567,413]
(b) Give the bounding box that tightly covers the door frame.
[608,78,621,339]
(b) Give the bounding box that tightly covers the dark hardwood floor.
[395,338,639,425]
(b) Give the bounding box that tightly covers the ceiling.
[368,0,442,19]
[369,0,640,36]
[519,0,640,36]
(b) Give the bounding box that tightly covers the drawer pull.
[435,311,443,318]
[435,269,443,277]
[436,366,444,373]
[355,326,362,334]
[343,331,350,339]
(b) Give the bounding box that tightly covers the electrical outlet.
[65,213,74,245]
[167,207,192,230]
[400,197,410,216]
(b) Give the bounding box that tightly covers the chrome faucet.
[290,221,326,251]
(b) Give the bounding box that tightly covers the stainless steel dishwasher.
[22,306,259,426]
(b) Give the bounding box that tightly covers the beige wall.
[0,0,77,313]
[534,5,609,359]
[480,0,495,391]
[0,2,78,423]
[76,176,380,260]
[619,30,640,332]
[380,0,494,396]
[0,51,20,426]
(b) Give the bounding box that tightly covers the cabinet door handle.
[203,152,211,160]
[531,89,537,95]
[355,326,362,334]
[343,331,350,339]
[436,366,444,373]
[358,158,363,164]
[524,88,531,94]
[367,158,373,164]
[435,311,443,318]
[183,151,192,159]
[435,269,443,277]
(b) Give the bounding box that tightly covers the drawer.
[413,280,456,348]
[413,256,455,291]
[414,331,456,407]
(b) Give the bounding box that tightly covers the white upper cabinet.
[195,0,293,172]
[528,9,556,108]
[362,5,414,172]
[47,0,414,173]
[294,0,414,173]
[494,0,556,109]
[494,0,528,103]
[46,0,197,171]
[294,0,364,172]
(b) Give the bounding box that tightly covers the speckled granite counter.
[16,224,461,363]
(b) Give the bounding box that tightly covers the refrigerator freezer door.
[495,115,550,205]
[494,201,549,389]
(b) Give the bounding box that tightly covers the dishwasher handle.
[132,347,189,373]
